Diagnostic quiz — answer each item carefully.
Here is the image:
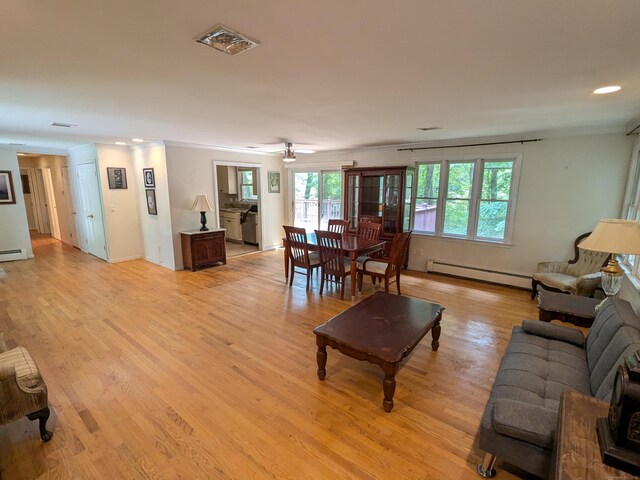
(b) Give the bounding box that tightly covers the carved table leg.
[431,316,441,351]
[27,406,53,442]
[382,363,399,413]
[316,344,327,381]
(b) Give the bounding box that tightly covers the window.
[292,170,342,233]
[413,155,521,243]
[621,145,640,276]
[238,168,257,201]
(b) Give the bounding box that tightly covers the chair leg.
[26,406,53,442]
[396,272,401,295]
[384,277,389,293]
[319,268,325,295]
[476,453,497,478]
[530,279,539,300]
[340,275,346,300]
[306,269,311,292]
[357,272,363,292]
[289,267,295,286]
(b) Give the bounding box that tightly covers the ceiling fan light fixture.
[283,142,297,162]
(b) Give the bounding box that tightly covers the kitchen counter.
[181,228,225,235]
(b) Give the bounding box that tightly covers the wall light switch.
[110,204,116,212]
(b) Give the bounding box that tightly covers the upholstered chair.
[531,232,610,299]
[0,333,53,441]
[358,232,411,295]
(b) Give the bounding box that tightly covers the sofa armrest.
[493,398,558,449]
[536,261,568,274]
[575,272,602,297]
[521,319,585,346]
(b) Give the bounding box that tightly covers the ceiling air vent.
[196,24,260,56]
[417,126,442,131]
[50,122,77,128]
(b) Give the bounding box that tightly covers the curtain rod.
[626,123,640,136]
[397,138,542,152]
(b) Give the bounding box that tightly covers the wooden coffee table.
[313,292,444,412]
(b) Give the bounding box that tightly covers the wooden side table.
[553,390,637,479]
[180,229,226,271]
[537,289,600,328]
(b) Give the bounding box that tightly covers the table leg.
[350,252,357,301]
[316,343,327,381]
[431,316,441,351]
[284,242,289,280]
[382,363,399,413]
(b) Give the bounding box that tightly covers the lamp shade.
[191,195,214,212]
[578,219,640,254]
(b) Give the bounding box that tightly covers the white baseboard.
[107,255,142,264]
[0,249,28,262]
[426,259,531,289]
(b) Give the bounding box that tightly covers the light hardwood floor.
[0,236,541,479]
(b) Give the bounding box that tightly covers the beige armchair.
[0,333,53,441]
[531,232,609,299]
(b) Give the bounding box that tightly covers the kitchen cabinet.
[220,211,242,241]
[217,166,237,195]
[181,229,226,271]
[343,166,414,237]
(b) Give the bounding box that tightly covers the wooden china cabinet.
[342,166,414,247]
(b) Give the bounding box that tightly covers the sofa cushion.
[493,399,557,449]
[586,298,640,400]
[0,347,42,390]
[532,272,578,294]
[521,320,585,346]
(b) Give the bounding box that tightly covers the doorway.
[291,170,343,232]
[213,161,262,258]
[76,163,108,260]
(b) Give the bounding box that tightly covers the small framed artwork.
[145,189,157,215]
[143,168,155,188]
[0,171,16,204]
[268,171,280,193]
[107,167,128,189]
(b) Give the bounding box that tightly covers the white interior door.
[34,169,51,234]
[42,168,61,240]
[77,163,107,260]
[61,166,79,247]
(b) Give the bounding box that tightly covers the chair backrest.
[565,248,610,277]
[283,225,311,267]
[385,231,412,274]
[356,221,382,241]
[327,219,349,235]
[360,215,382,224]
[315,230,346,276]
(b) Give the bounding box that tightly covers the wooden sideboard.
[180,229,226,271]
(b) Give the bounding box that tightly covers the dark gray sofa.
[477,297,640,478]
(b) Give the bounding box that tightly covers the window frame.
[413,153,522,244]
[238,167,258,201]
[621,143,640,277]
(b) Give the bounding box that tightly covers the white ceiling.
[1,0,639,154]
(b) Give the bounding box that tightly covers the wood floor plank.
[0,235,543,479]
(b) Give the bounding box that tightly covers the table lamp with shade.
[191,195,214,231]
[578,219,640,296]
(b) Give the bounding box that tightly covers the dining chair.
[356,221,382,241]
[360,215,383,224]
[283,225,320,292]
[315,230,351,300]
[327,219,349,235]
[357,231,412,295]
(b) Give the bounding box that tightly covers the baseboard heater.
[0,249,27,262]
[426,260,531,289]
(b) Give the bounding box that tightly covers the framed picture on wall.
[107,167,128,189]
[0,171,17,204]
[145,189,158,215]
[143,168,155,188]
[268,171,280,193]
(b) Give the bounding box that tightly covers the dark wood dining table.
[283,232,386,300]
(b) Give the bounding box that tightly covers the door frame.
[287,168,343,230]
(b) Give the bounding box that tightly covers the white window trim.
[287,168,343,228]
[413,153,522,244]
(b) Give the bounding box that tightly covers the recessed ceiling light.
[417,126,442,131]
[593,85,621,95]
[115,141,126,146]
[132,138,144,143]
[196,24,260,56]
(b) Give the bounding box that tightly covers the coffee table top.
[313,292,444,363]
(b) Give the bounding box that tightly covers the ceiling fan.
[255,139,317,158]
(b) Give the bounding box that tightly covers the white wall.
[293,133,634,278]
[164,144,285,270]
[95,144,143,262]
[132,143,174,269]
[0,148,33,259]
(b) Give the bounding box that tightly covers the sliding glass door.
[292,170,342,232]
